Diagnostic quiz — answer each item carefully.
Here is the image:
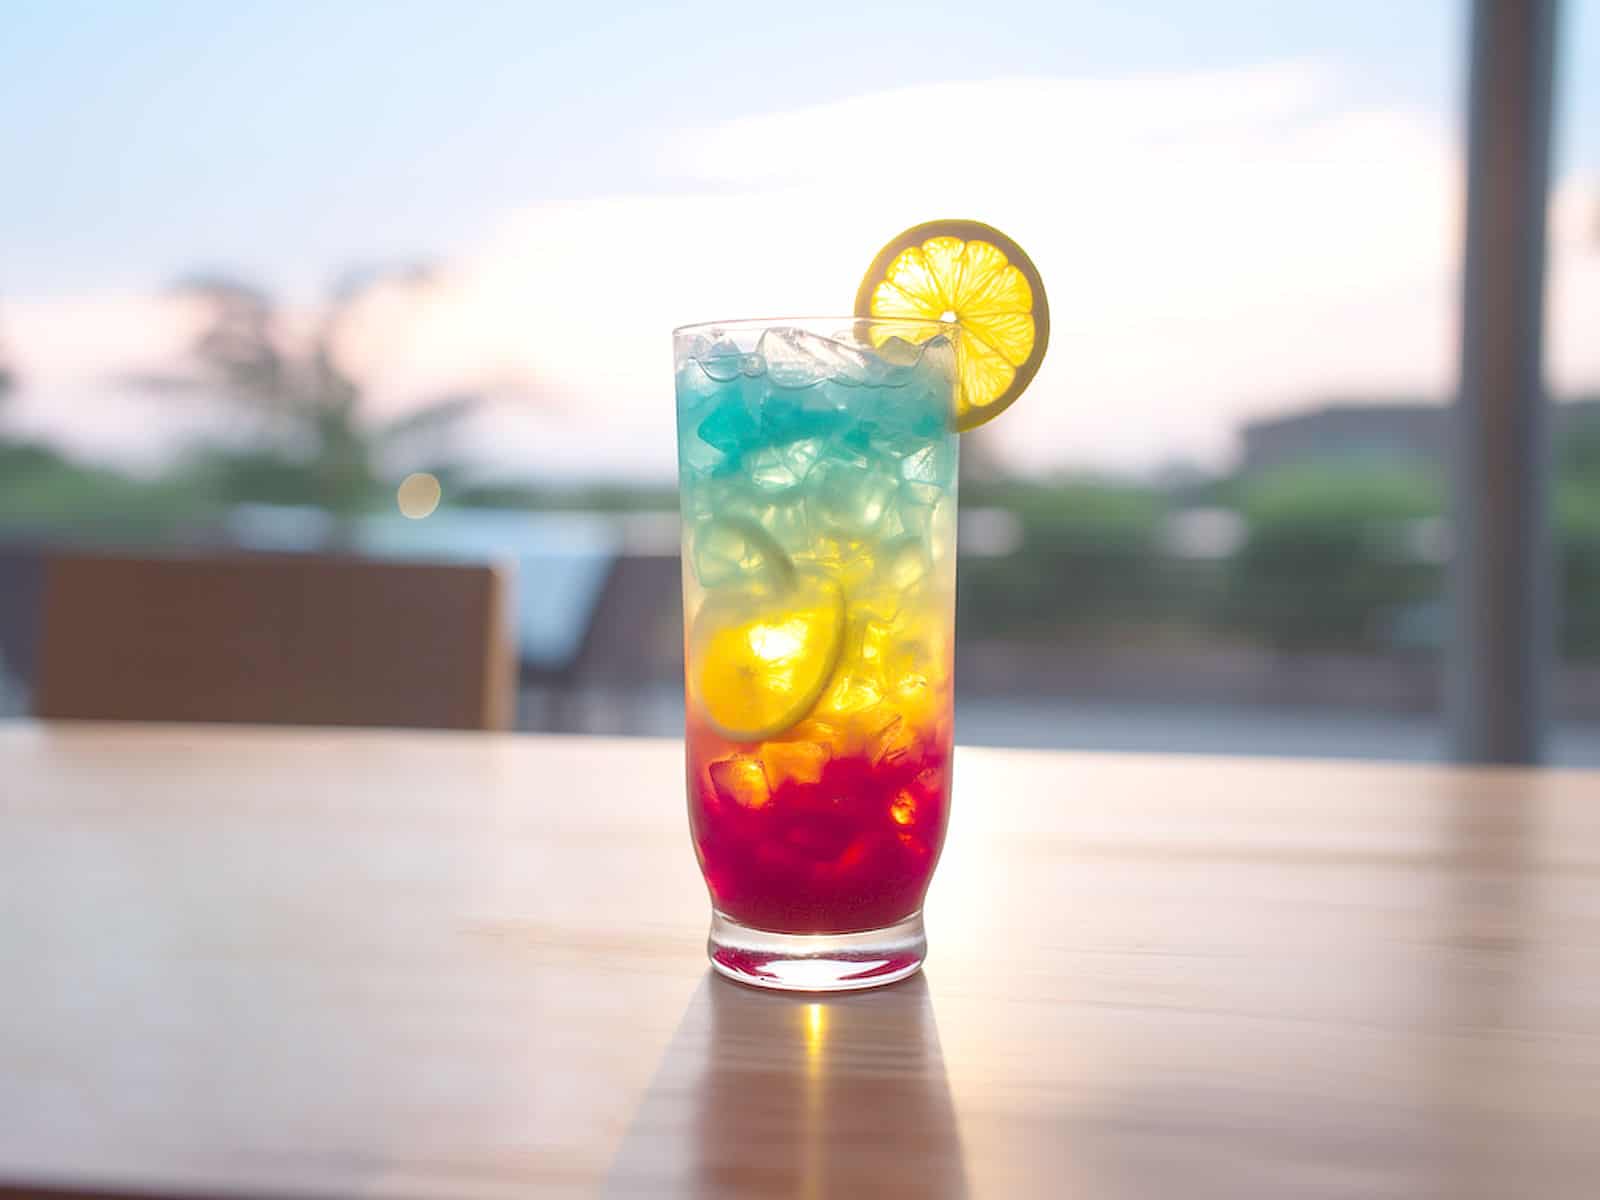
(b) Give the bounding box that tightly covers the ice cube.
[818,669,883,719]
[676,334,715,378]
[696,403,760,458]
[749,436,824,493]
[746,447,798,493]
[678,436,724,480]
[881,628,947,694]
[808,457,897,533]
[917,333,959,384]
[757,392,802,442]
[873,719,927,774]
[873,335,926,369]
[690,517,791,592]
[871,337,941,390]
[681,473,753,524]
[878,536,932,592]
[901,441,957,487]
[677,353,718,401]
[797,532,875,595]
[751,496,811,552]
[847,612,896,671]
[760,740,829,786]
[890,482,935,541]
[787,717,849,758]
[759,391,848,445]
[821,330,918,386]
[854,587,905,625]
[859,417,924,462]
[757,327,873,389]
[780,436,823,482]
[693,337,748,383]
[828,424,876,470]
[707,755,771,809]
[889,671,934,715]
[872,504,908,542]
[864,378,950,453]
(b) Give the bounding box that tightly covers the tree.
[162,266,477,538]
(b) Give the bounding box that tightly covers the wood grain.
[1,722,1597,1198]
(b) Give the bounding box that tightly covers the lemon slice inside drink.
[690,570,845,742]
[856,219,1049,432]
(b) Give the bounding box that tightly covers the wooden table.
[2,722,1598,1199]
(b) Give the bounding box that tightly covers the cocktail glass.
[674,317,959,991]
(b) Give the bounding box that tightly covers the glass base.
[707,911,926,992]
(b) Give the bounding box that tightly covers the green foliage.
[1237,464,1444,524]
[0,440,212,542]
[0,439,67,480]
[1225,466,1444,652]
[1558,404,1600,480]
[1556,479,1600,539]
[1562,539,1600,659]
[162,275,474,526]
[1557,469,1600,658]
[959,478,1169,637]
[964,477,1165,539]
[452,480,679,512]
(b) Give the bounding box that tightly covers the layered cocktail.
[676,319,958,987]
[675,221,1048,990]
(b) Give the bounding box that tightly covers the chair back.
[34,553,515,730]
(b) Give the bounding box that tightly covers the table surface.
[2,722,1599,1199]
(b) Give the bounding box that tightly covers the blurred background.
[0,0,1595,761]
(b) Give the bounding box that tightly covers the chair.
[520,553,684,732]
[33,553,515,731]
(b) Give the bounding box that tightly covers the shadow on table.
[605,972,967,1198]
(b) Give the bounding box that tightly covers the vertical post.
[1451,0,1561,764]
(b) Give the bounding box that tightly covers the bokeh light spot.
[397,472,441,519]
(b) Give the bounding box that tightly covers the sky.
[1,0,1596,479]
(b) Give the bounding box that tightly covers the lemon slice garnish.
[690,570,845,742]
[856,219,1049,432]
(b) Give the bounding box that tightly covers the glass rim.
[672,315,955,339]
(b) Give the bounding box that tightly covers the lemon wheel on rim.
[856,219,1049,432]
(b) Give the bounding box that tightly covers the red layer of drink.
[687,722,951,934]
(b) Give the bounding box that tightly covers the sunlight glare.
[749,620,805,662]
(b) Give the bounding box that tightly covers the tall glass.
[673,317,959,991]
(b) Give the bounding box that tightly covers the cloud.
[357,63,1474,477]
[662,63,1342,188]
[1,292,218,466]
[5,65,1597,480]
